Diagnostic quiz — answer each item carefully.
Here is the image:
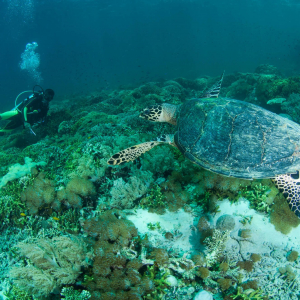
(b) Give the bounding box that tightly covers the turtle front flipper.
[273,172,300,218]
[107,134,175,165]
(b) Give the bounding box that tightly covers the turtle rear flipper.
[273,172,300,218]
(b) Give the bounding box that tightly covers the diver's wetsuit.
[1,92,49,131]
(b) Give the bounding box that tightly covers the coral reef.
[20,171,57,214]
[281,93,300,123]
[0,70,300,299]
[82,210,155,299]
[0,157,46,189]
[61,286,91,300]
[110,169,153,209]
[10,235,93,297]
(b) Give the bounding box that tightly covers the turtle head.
[140,103,177,125]
[140,105,163,122]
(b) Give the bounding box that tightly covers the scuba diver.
[0,86,54,135]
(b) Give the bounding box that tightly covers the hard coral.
[61,286,91,300]
[204,229,230,267]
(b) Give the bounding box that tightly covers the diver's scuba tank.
[17,85,44,136]
[14,85,44,113]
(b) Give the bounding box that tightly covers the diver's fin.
[273,172,300,218]
[202,70,225,98]
[0,110,18,120]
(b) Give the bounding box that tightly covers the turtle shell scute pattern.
[176,98,300,179]
[273,173,300,217]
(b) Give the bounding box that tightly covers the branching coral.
[61,286,91,300]
[140,184,167,212]
[203,230,230,267]
[110,169,153,209]
[143,265,169,299]
[239,183,272,213]
[232,287,265,300]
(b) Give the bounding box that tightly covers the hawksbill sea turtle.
[107,73,300,218]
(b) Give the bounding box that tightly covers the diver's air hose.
[14,90,32,113]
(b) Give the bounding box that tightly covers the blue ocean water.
[1,1,300,299]
[0,0,300,109]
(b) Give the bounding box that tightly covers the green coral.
[256,75,300,105]
[239,183,271,213]
[51,208,82,234]
[4,285,33,300]
[195,191,212,212]
[143,265,169,300]
[281,93,300,123]
[226,79,253,100]
[61,287,91,300]
[0,179,29,229]
[140,184,166,210]
[147,222,162,231]
[38,110,72,137]
[232,287,265,300]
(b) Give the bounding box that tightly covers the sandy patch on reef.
[127,198,300,257]
[127,209,202,255]
[214,199,300,251]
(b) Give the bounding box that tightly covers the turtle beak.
[139,109,150,119]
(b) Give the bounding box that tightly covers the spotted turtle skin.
[174,98,300,179]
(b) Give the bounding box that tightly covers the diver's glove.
[24,122,31,129]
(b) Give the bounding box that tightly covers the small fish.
[52,217,59,221]
[20,213,26,217]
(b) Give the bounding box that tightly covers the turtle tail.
[273,172,300,218]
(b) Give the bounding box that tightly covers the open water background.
[0,0,300,109]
